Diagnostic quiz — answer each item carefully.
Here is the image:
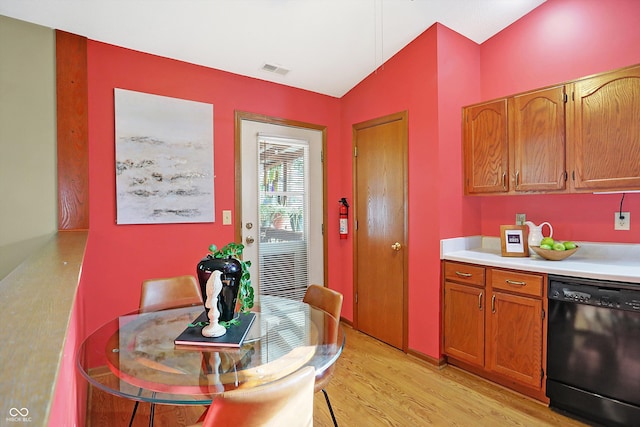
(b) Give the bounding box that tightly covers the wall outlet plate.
[614,212,630,230]
[516,213,526,225]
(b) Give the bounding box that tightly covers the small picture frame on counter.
[500,225,529,257]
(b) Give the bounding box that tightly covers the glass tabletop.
[77,295,344,405]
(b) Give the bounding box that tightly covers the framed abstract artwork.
[114,89,214,224]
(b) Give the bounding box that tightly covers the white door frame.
[234,111,328,301]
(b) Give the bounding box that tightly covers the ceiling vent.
[262,63,290,76]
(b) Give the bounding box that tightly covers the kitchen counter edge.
[441,236,640,284]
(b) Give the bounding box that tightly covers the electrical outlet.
[614,212,630,230]
[516,213,526,225]
[222,210,232,225]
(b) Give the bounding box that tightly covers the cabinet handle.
[491,294,496,313]
[478,292,483,310]
[505,279,526,286]
[502,172,507,190]
[515,171,519,188]
[455,271,472,278]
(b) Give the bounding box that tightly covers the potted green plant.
[196,242,254,326]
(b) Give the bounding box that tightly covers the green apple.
[540,244,553,250]
[540,237,555,247]
[553,242,566,251]
[563,241,577,250]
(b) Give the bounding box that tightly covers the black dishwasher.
[547,275,640,426]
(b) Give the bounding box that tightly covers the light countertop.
[441,236,640,284]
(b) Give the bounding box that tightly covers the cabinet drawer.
[444,262,485,287]
[491,269,543,297]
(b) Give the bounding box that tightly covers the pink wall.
[341,23,481,357]
[48,286,86,426]
[477,0,640,244]
[83,41,341,337]
[79,0,640,365]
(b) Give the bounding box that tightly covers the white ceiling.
[0,0,546,97]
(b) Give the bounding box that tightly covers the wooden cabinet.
[443,263,485,367]
[463,63,640,195]
[510,86,567,192]
[570,64,640,190]
[486,269,544,390]
[463,99,508,194]
[442,261,546,400]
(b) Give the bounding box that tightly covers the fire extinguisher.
[339,198,349,239]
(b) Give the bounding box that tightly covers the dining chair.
[139,274,203,312]
[189,366,316,427]
[303,284,343,427]
[130,274,204,426]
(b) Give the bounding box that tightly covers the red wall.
[83,42,341,337]
[341,23,481,357]
[477,0,640,244]
[79,0,640,363]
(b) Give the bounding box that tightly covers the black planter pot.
[196,254,242,322]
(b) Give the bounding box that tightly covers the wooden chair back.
[139,275,203,312]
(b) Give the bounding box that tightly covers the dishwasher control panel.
[549,276,640,312]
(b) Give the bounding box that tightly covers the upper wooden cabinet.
[463,63,640,195]
[463,99,508,194]
[510,86,567,192]
[570,65,640,190]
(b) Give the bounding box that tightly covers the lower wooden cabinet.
[486,291,543,389]
[443,282,485,367]
[442,261,547,401]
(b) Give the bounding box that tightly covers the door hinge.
[354,146,358,157]
[355,219,358,231]
[355,292,358,304]
[321,150,324,163]
[541,308,546,320]
[321,223,324,235]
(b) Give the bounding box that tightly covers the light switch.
[222,210,232,225]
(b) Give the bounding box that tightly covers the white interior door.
[240,119,324,302]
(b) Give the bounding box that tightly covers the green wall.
[0,15,57,279]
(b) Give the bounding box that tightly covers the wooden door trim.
[352,110,409,351]
[234,111,329,286]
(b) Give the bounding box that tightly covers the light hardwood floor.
[87,324,587,426]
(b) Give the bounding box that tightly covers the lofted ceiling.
[0,0,546,97]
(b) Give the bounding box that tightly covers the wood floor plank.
[87,325,587,426]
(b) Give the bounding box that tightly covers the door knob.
[391,242,402,251]
[245,236,255,245]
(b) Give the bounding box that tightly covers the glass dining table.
[77,295,345,410]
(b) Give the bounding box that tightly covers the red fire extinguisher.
[339,198,349,239]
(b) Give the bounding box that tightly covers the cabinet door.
[463,99,509,194]
[510,86,567,192]
[571,65,640,190]
[443,281,485,367]
[486,291,543,390]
